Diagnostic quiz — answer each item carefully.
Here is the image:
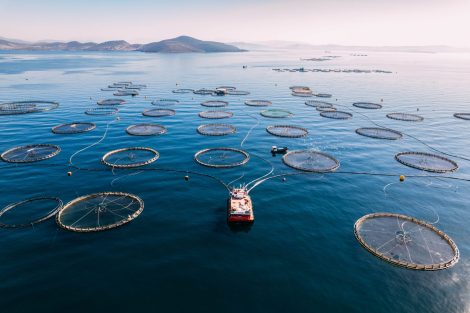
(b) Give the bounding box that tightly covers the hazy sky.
[1,0,469,46]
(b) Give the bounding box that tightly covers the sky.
[1,0,470,47]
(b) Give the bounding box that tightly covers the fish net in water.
[125,84,146,90]
[305,100,334,108]
[102,147,159,168]
[1,144,61,163]
[289,85,309,90]
[52,122,96,134]
[320,110,353,119]
[56,192,144,232]
[172,88,194,94]
[198,110,233,119]
[354,213,459,270]
[317,107,336,112]
[201,100,228,107]
[387,113,423,122]
[197,124,236,136]
[226,90,250,95]
[216,86,236,91]
[110,82,132,88]
[356,127,402,140]
[282,150,339,172]
[142,108,176,117]
[126,124,167,136]
[0,101,59,115]
[113,90,138,96]
[454,113,470,120]
[314,93,332,98]
[395,152,458,173]
[353,102,383,109]
[97,99,126,105]
[194,89,216,95]
[85,107,119,115]
[0,197,63,228]
[152,99,179,106]
[292,91,313,97]
[194,148,250,168]
[245,100,272,107]
[266,125,308,138]
[260,109,293,118]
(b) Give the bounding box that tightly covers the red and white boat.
[227,186,254,224]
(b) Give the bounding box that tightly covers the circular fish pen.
[142,108,176,117]
[125,84,146,90]
[102,147,159,168]
[126,124,167,136]
[152,99,179,106]
[0,100,59,115]
[172,88,194,94]
[113,90,138,96]
[1,144,61,163]
[314,93,332,98]
[245,100,272,107]
[387,113,424,122]
[97,99,126,106]
[395,152,458,173]
[454,113,470,120]
[194,89,216,95]
[282,150,339,172]
[289,85,309,90]
[353,102,383,109]
[227,90,250,96]
[197,124,236,136]
[266,125,308,138]
[0,197,63,228]
[194,148,250,168]
[354,213,459,270]
[113,89,139,97]
[320,111,353,119]
[201,100,228,107]
[216,86,236,91]
[52,122,96,134]
[85,107,119,115]
[56,192,144,232]
[305,100,334,108]
[292,91,313,97]
[198,110,233,119]
[316,107,336,112]
[356,127,402,140]
[260,109,293,118]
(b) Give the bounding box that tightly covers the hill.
[139,36,244,53]
[0,36,244,53]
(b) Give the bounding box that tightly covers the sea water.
[0,50,470,312]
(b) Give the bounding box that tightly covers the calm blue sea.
[1,50,470,313]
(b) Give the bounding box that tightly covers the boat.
[227,186,254,224]
[271,146,288,154]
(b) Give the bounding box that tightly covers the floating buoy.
[282,177,287,182]
[67,171,73,176]
[399,175,405,182]
[184,175,189,181]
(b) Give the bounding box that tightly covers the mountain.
[0,36,244,53]
[139,36,244,53]
[87,40,141,51]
